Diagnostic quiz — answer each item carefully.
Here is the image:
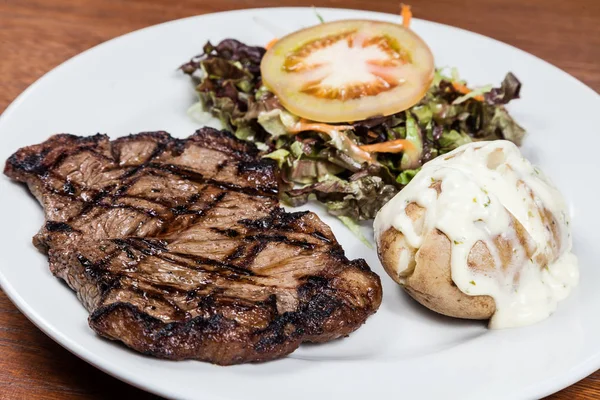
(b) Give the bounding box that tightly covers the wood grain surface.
[0,0,598,399]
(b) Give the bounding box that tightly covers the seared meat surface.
[4,128,382,365]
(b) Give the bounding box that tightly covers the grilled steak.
[4,128,382,365]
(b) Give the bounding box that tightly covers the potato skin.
[377,225,415,285]
[378,227,496,320]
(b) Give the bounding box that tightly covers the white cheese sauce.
[374,141,579,328]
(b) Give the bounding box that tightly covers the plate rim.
[0,7,599,400]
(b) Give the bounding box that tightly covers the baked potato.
[374,141,578,328]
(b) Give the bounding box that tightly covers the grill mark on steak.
[170,190,227,217]
[43,161,275,234]
[146,163,278,196]
[225,244,247,262]
[51,164,270,224]
[4,127,382,365]
[236,241,267,269]
[117,237,258,277]
[45,221,75,232]
[211,227,240,238]
[106,242,227,279]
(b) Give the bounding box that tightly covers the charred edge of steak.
[4,133,109,178]
[239,208,308,229]
[254,276,346,351]
[3,127,279,200]
[240,208,334,245]
[3,127,262,181]
[189,127,260,162]
[89,302,301,365]
[88,272,376,365]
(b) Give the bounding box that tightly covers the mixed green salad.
[180,35,524,229]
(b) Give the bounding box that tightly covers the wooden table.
[0,0,598,398]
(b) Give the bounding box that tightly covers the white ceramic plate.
[0,7,598,400]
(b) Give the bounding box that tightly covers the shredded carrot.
[451,81,471,95]
[289,121,354,135]
[359,139,414,154]
[265,38,278,50]
[289,120,374,163]
[401,4,412,29]
[452,81,485,101]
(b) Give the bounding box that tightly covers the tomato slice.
[261,19,434,123]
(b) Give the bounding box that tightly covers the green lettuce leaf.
[396,168,421,185]
[288,159,345,184]
[452,84,493,105]
[438,129,473,153]
[262,149,290,168]
[400,112,423,170]
[257,109,299,138]
[485,106,526,145]
[285,173,398,221]
[485,72,522,105]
